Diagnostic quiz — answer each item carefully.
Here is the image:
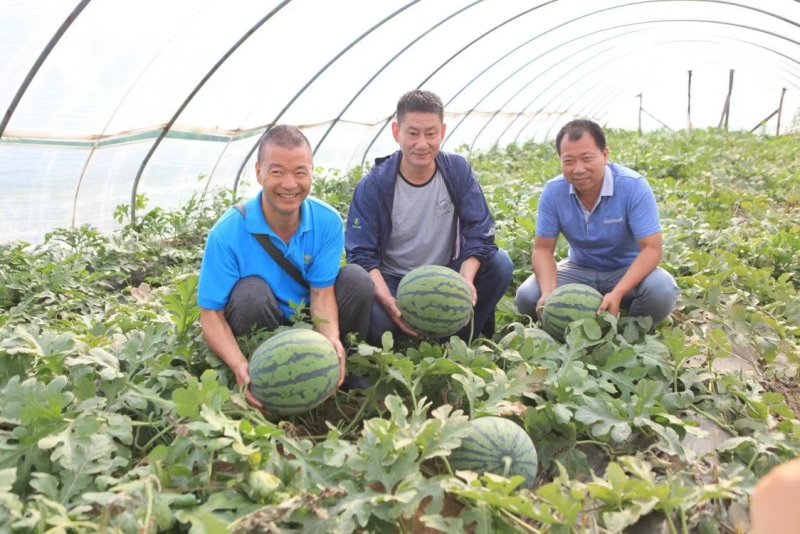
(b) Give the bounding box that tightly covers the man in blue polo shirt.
[199,125,373,409]
[515,119,679,327]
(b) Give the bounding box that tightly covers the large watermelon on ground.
[541,283,603,342]
[449,416,538,488]
[249,329,340,416]
[499,326,560,350]
[396,265,473,337]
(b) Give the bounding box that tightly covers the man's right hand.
[380,295,419,337]
[536,293,551,322]
[233,360,270,413]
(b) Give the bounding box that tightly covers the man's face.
[392,111,446,172]
[558,132,609,198]
[255,143,312,218]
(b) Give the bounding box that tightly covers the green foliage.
[0,130,799,532]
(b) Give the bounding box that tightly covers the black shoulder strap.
[234,202,310,290]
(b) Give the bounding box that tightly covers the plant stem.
[500,509,540,533]
[689,406,736,434]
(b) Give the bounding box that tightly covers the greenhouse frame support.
[719,68,735,131]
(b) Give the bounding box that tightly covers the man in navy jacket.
[345,90,513,345]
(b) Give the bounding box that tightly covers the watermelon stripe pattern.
[499,327,559,350]
[396,266,473,337]
[249,329,340,416]
[449,416,538,488]
[542,283,603,342]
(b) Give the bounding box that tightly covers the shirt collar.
[247,192,309,237]
[568,165,614,197]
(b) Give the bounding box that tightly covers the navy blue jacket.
[345,150,498,273]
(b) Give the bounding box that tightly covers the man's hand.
[459,258,480,306]
[329,336,347,387]
[463,278,477,306]
[535,289,554,321]
[598,291,623,317]
[380,295,419,337]
[233,360,269,412]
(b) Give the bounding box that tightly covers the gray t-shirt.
[381,169,457,277]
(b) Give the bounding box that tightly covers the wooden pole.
[750,109,779,133]
[776,87,787,135]
[637,93,643,135]
[719,69,734,131]
[687,70,693,132]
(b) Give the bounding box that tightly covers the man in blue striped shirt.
[515,119,679,328]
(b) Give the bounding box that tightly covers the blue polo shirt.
[198,193,344,319]
[537,163,661,271]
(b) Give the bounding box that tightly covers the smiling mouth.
[277,192,300,199]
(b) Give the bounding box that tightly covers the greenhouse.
[1,0,799,532]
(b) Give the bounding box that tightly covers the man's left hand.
[464,278,478,306]
[330,337,347,387]
[598,292,622,317]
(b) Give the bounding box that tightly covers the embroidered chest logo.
[304,254,313,265]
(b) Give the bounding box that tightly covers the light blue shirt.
[198,193,344,319]
[537,163,661,271]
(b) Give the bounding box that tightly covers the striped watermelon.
[541,284,603,342]
[396,265,473,338]
[449,416,538,488]
[499,326,560,350]
[248,329,340,416]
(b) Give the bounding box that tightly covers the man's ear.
[391,121,400,143]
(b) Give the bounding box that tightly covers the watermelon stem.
[500,509,539,533]
[502,456,513,478]
[338,392,373,437]
[467,312,475,345]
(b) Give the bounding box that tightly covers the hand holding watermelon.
[232,360,270,415]
[248,329,342,416]
[540,284,604,342]
[380,294,420,338]
[328,335,347,388]
[598,290,623,317]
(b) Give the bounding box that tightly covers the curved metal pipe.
[358,0,559,166]
[532,38,800,144]
[577,57,800,136]
[231,0,421,193]
[0,0,91,138]
[463,28,643,151]
[514,38,800,146]
[501,19,800,148]
[71,3,207,227]
[311,0,484,159]
[477,20,800,150]
[499,19,800,149]
[576,44,800,127]
[128,0,292,222]
[361,0,800,164]
[444,26,644,149]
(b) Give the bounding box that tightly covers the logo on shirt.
[304,254,313,265]
[604,217,624,224]
[436,198,453,217]
[352,217,362,229]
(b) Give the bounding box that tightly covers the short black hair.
[555,119,606,155]
[396,89,444,123]
[257,125,311,163]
